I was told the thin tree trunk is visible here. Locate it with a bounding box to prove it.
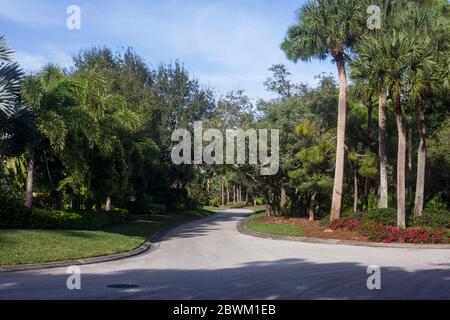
[393,94,406,228]
[364,96,373,205]
[72,196,81,211]
[280,186,287,210]
[96,198,102,211]
[106,197,112,211]
[414,99,426,217]
[221,183,224,207]
[25,146,35,209]
[378,93,389,209]
[309,193,317,221]
[55,191,63,210]
[330,54,348,221]
[354,167,359,213]
[226,185,229,205]
[407,123,413,202]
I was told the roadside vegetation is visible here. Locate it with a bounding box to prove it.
[0,209,212,265]
[245,213,304,237]
[1,0,450,264]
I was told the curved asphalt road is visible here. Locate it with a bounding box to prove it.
[0,209,449,300]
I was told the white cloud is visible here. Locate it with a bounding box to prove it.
[14,51,47,71]
[14,49,73,72]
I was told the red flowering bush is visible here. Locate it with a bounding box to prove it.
[361,223,403,243]
[403,227,448,244]
[330,219,360,231]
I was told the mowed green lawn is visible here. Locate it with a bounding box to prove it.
[245,213,304,237]
[0,209,212,266]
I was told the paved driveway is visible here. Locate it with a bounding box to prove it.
[0,209,449,299]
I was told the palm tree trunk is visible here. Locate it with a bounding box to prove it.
[330,55,348,221]
[309,193,317,221]
[106,197,112,211]
[353,167,359,213]
[25,146,35,209]
[393,94,406,228]
[407,123,415,205]
[364,96,373,206]
[378,93,389,209]
[414,99,426,217]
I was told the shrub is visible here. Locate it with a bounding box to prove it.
[319,215,331,226]
[402,227,448,244]
[425,193,448,211]
[29,208,129,230]
[330,219,360,231]
[366,208,397,226]
[0,193,30,228]
[254,197,265,206]
[209,197,220,208]
[107,208,129,224]
[410,209,450,228]
[361,223,403,243]
[29,209,82,230]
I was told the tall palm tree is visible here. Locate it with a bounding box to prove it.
[405,3,450,217]
[21,65,86,208]
[350,0,404,210]
[381,30,417,228]
[351,1,423,228]
[0,36,23,119]
[0,35,31,161]
[281,0,366,221]
[350,53,389,209]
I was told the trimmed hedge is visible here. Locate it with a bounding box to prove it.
[0,194,129,230]
[29,208,129,230]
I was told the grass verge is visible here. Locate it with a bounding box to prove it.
[0,209,212,266]
[245,213,304,237]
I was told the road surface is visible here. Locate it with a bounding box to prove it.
[0,209,449,299]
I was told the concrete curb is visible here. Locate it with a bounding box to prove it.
[237,219,450,250]
[0,213,215,273]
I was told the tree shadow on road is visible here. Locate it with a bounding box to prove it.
[1,258,449,300]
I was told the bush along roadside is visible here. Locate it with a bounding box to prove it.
[0,194,129,230]
[329,217,449,244]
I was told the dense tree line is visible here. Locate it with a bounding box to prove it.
[1,0,449,228]
[192,0,450,227]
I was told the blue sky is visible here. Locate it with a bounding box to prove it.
[0,0,336,99]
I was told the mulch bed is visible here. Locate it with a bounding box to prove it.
[258,216,370,242]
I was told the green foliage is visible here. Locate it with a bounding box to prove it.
[29,208,129,230]
[365,208,398,226]
[254,197,265,206]
[281,0,367,62]
[426,193,448,211]
[209,197,220,208]
[0,192,30,228]
[0,35,23,117]
[410,209,450,228]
